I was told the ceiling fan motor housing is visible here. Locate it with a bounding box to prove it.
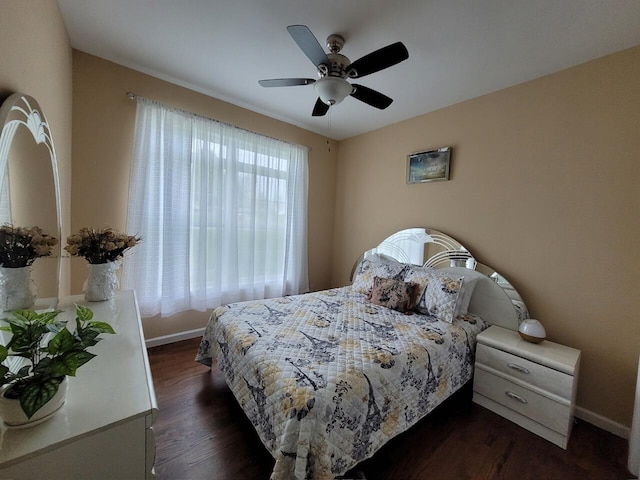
[324,53,350,78]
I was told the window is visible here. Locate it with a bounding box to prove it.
[122,98,308,317]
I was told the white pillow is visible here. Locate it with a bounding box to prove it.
[438,267,485,315]
[404,266,465,323]
[454,269,482,315]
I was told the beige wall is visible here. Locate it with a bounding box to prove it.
[0,0,73,297]
[72,51,338,339]
[333,46,640,427]
[4,0,635,430]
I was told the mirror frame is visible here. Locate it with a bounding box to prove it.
[0,93,62,308]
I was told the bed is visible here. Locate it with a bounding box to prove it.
[196,228,527,479]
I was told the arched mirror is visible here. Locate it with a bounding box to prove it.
[352,227,529,323]
[0,93,62,310]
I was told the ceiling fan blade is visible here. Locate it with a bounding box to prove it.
[350,84,393,109]
[258,78,316,87]
[346,42,409,78]
[312,97,330,116]
[287,25,330,69]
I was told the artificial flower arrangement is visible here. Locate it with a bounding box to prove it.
[0,225,58,268]
[64,227,141,264]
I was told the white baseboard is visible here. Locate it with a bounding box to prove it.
[145,327,205,348]
[575,406,630,439]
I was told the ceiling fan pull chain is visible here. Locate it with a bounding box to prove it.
[327,108,332,152]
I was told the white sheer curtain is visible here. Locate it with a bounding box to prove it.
[122,98,308,317]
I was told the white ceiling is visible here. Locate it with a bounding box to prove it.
[57,0,640,140]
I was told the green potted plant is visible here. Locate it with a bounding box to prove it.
[0,305,115,427]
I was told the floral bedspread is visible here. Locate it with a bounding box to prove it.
[196,287,488,480]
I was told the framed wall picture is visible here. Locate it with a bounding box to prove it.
[406,147,451,184]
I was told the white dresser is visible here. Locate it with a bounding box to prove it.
[0,290,158,479]
[472,325,581,449]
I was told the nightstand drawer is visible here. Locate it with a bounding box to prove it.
[474,367,571,434]
[476,344,573,399]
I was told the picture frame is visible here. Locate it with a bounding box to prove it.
[406,147,451,184]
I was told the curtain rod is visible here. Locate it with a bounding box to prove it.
[125,91,312,152]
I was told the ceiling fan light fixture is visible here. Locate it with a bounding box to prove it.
[314,76,352,106]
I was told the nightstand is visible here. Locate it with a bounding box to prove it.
[472,325,581,449]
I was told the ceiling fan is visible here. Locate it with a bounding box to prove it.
[259,25,409,117]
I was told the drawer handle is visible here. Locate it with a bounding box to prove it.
[507,363,530,374]
[505,391,528,404]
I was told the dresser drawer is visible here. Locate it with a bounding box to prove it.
[474,367,571,434]
[476,344,573,399]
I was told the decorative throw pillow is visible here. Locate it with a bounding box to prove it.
[366,276,418,313]
[404,266,465,323]
[435,267,483,315]
[352,256,407,295]
[454,270,481,315]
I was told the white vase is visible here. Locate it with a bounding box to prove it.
[84,261,120,302]
[0,266,37,311]
[0,376,68,428]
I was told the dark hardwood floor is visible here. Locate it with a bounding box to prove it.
[148,338,634,480]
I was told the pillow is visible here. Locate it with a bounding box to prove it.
[366,253,400,265]
[366,276,418,313]
[455,270,482,315]
[512,299,529,322]
[404,266,465,323]
[352,256,407,295]
[436,267,483,315]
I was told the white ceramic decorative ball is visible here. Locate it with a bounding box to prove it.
[518,319,546,343]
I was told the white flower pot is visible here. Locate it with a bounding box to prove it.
[0,376,68,428]
[0,266,37,311]
[84,261,120,301]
